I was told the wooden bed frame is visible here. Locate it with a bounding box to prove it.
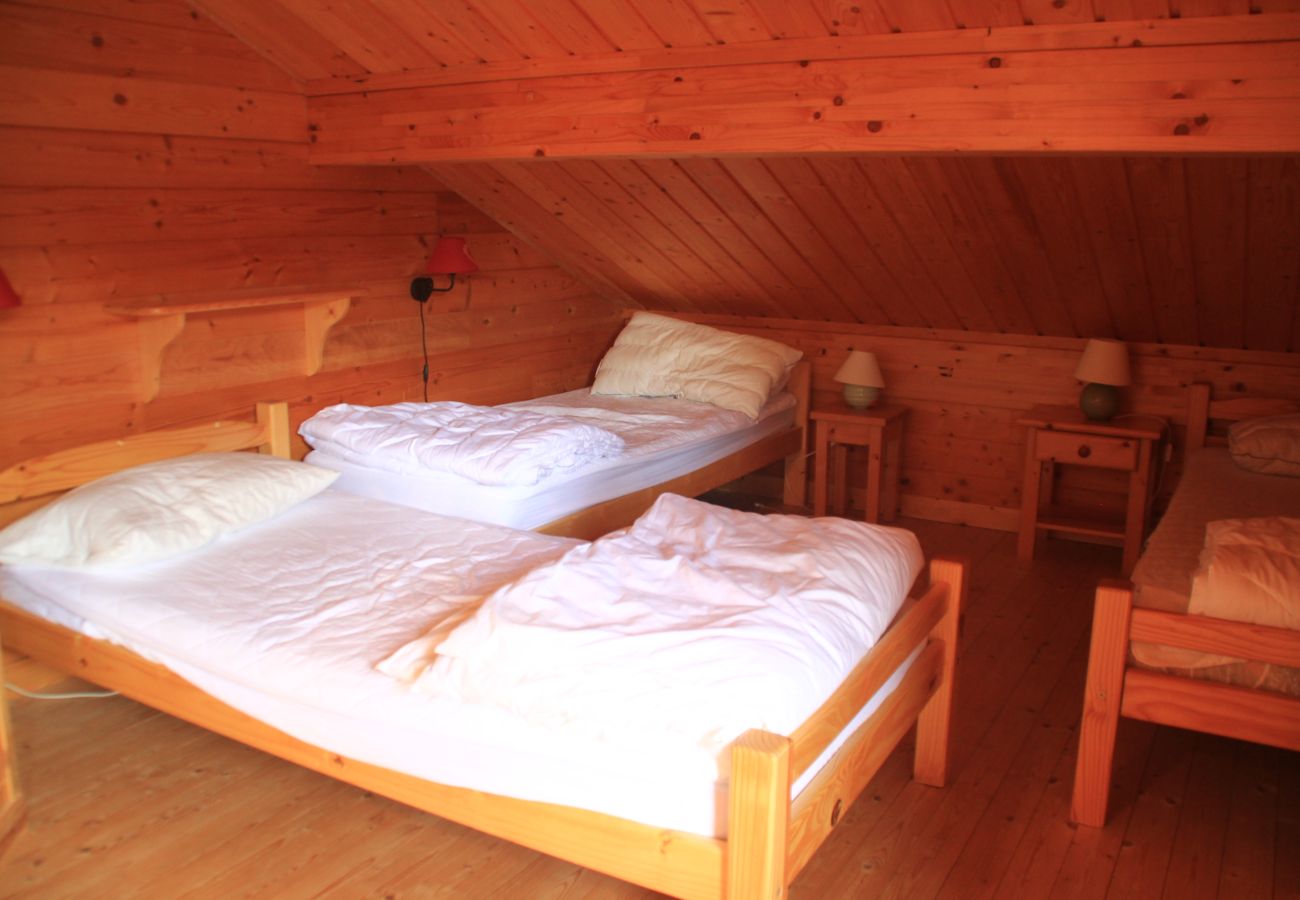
[1070,384,1300,828]
[0,399,962,899]
[533,360,812,541]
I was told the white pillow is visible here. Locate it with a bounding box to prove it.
[1228,414,1300,477]
[0,452,338,568]
[590,312,802,419]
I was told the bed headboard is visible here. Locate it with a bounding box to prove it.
[1186,383,1300,451]
[0,401,291,528]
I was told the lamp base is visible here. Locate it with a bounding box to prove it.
[1079,382,1120,421]
[843,384,880,410]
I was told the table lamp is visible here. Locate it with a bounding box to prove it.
[1074,338,1130,421]
[834,350,884,409]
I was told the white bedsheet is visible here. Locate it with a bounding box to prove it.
[300,401,624,486]
[306,389,797,528]
[0,490,917,837]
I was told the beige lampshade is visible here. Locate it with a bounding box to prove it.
[833,350,884,388]
[1074,338,1130,386]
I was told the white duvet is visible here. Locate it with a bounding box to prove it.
[299,401,625,486]
[382,494,923,758]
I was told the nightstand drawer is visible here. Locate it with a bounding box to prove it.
[1033,430,1137,470]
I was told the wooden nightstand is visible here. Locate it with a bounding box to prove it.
[1017,406,1164,574]
[811,404,907,523]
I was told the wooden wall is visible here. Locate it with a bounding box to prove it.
[0,0,622,467]
[699,315,1300,530]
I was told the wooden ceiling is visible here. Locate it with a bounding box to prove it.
[180,0,1300,352]
[194,1,1299,79]
[433,156,1300,351]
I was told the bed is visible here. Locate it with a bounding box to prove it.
[1071,383,1300,827]
[301,312,812,540]
[0,402,964,899]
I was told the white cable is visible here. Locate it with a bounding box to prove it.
[5,681,118,700]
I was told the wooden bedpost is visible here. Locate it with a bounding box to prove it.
[727,729,791,900]
[256,402,292,458]
[913,556,965,787]
[1070,580,1134,827]
[782,361,811,509]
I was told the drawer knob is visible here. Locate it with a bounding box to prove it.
[1077,444,1091,458]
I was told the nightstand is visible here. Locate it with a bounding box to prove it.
[811,404,907,523]
[1017,406,1164,574]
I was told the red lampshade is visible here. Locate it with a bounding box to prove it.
[425,237,479,276]
[0,269,21,309]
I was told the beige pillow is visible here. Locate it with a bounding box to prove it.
[591,313,802,419]
[1228,414,1300,477]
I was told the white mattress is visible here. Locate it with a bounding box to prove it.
[305,389,797,529]
[0,490,913,837]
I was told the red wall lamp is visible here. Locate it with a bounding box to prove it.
[409,237,479,302]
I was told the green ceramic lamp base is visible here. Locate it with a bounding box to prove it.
[843,384,880,409]
[1079,382,1120,421]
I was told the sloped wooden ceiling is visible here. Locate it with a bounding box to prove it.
[431,156,1300,351]
[189,0,1300,352]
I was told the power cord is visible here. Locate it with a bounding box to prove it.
[418,297,430,403]
[6,681,118,700]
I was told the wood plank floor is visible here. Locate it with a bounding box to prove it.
[0,520,1295,898]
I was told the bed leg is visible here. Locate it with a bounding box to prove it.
[914,556,966,788]
[782,361,811,509]
[727,729,791,900]
[1070,580,1133,827]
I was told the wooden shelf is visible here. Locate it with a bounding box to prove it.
[106,288,354,401]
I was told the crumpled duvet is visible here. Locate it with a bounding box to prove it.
[380,493,923,756]
[299,401,625,486]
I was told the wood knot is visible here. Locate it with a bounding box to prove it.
[689,132,702,140]
[112,93,128,105]
[830,798,844,827]
[1173,123,1191,135]
[988,56,1002,68]
[1194,113,1209,126]
[867,120,882,133]
[533,147,546,156]
[833,95,845,106]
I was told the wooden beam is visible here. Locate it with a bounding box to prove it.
[306,16,1300,163]
[304,13,1300,96]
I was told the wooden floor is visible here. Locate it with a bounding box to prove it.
[1,520,1295,899]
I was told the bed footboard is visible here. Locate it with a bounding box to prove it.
[1071,581,1300,828]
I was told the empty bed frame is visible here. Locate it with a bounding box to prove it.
[0,402,963,899]
[1071,384,1300,827]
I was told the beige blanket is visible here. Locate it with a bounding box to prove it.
[1189,517,1300,632]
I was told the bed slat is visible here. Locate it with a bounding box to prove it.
[1121,668,1300,752]
[1130,607,1300,668]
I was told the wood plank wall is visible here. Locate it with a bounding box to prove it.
[0,0,623,466]
[696,315,1300,530]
